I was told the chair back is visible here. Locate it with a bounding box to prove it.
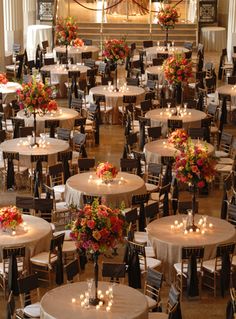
[127,241,147,271]
[227,203,236,226]
[145,202,159,223]
[49,163,65,187]
[45,120,60,138]
[44,57,55,65]
[57,128,71,141]
[177,200,199,214]
[15,196,34,213]
[102,262,126,283]
[167,119,183,130]
[214,242,235,272]
[146,163,162,186]
[143,40,153,48]
[147,126,162,141]
[144,268,163,306]
[120,158,139,175]
[18,273,40,307]
[33,198,53,222]
[65,259,80,283]
[78,158,95,172]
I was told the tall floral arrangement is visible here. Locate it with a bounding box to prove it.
[156,5,179,29]
[0,73,8,85]
[96,162,118,182]
[174,138,216,189]
[55,16,80,46]
[16,78,58,114]
[168,129,189,150]
[163,54,193,84]
[102,39,130,64]
[70,200,126,254]
[0,206,23,230]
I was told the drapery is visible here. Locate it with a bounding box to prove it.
[106,0,149,15]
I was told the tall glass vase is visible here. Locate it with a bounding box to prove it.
[113,62,118,92]
[186,184,199,232]
[31,112,39,148]
[165,28,169,51]
[65,44,69,70]
[89,252,102,306]
[175,82,182,106]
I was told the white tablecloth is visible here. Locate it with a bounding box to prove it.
[0,214,51,261]
[145,108,206,136]
[0,137,69,166]
[40,64,90,97]
[201,27,226,52]
[147,215,236,281]
[54,45,99,63]
[27,25,52,60]
[65,171,147,208]
[144,139,215,164]
[16,107,78,134]
[146,66,164,83]
[216,84,236,106]
[144,46,189,61]
[40,282,148,319]
[0,82,22,103]
[89,85,145,124]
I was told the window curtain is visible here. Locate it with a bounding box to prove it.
[227,0,236,61]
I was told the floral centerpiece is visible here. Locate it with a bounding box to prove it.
[102,38,130,64]
[71,38,84,47]
[174,138,216,188]
[96,162,118,183]
[16,78,58,146]
[163,54,193,104]
[0,72,8,85]
[0,206,23,231]
[70,199,127,304]
[156,5,179,30]
[16,79,58,114]
[174,138,216,230]
[55,16,80,46]
[168,129,189,150]
[163,54,193,85]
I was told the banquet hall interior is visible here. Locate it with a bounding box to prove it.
[0,0,236,318]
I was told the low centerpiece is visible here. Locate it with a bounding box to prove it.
[168,128,189,151]
[70,199,126,305]
[55,16,80,66]
[156,4,179,50]
[0,206,23,232]
[96,162,118,184]
[102,38,130,91]
[0,72,8,85]
[16,78,58,147]
[174,138,216,230]
[163,54,193,105]
[71,38,84,48]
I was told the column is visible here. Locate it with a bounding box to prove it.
[227,0,236,61]
[23,0,37,49]
[0,0,5,71]
[3,0,23,52]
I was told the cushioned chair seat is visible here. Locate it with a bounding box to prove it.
[140,257,161,271]
[30,252,57,266]
[202,258,218,273]
[145,294,158,309]
[0,261,24,273]
[62,241,77,253]
[145,183,159,193]
[145,246,156,258]
[55,201,68,212]
[215,150,229,158]
[134,231,148,244]
[217,158,234,165]
[24,302,41,318]
[53,185,65,194]
[54,229,71,241]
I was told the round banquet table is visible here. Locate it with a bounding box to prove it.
[89,85,145,124]
[0,214,52,262]
[40,281,148,319]
[216,84,236,106]
[26,25,52,60]
[0,137,69,167]
[146,215,236,281]
[54,45,99,63]
[144,139,215,164]
[144,46,189,60]
[145,108,206,136]
[65,171,147,208]
[146,66,164,84]
[0,81,22,104]
[40,64,90,97]
[16,107,78,135]
[201,26,226,52]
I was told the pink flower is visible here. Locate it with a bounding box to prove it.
[197,181,205,188]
